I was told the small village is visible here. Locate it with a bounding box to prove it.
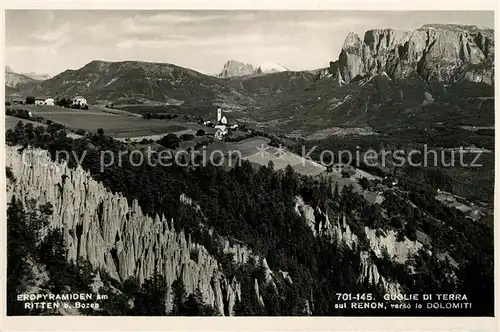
[9,95,88,108]
[201,107,239,141]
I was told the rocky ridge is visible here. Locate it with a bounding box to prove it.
[330,24,494,85]
[294,196,426,295]
[217,60,256,78]
[6,145,281,316]
[217,60,289,78]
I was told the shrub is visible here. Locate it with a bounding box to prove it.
[5,101,11,106]
[269,137,282,148]
[190,249,199,263]
[358,177,370,190]
[6,167,15,182]
[56,98,72,108]
[180,134,195,141]
[158,133,180,149]
[75,129,87,136]
[25,96,35,105]
[196,129,205,136]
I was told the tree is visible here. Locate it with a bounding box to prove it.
[158,133,180,149]
[97,128,105,136]
[170,277,187,315]
[269,137,281,148]
[358,177,370,190]
[133,272,168,315]
[196,129,205,136]
[7,198,52,315]
[182,288,218,316]
[56,98,71,108]
[180,134,195,141]
[25,96,35,105]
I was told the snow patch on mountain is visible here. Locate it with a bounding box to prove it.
[256,62,288,74]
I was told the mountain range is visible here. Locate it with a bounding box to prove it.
[217,60,289,78]
[5,66,52,88]
[5,24,494,136]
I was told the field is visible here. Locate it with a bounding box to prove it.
[212,137,327,175]
[5,116,82,139]
[15,105,205,138]
[5,115,47,130]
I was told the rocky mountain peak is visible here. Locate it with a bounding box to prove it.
[333,23,494,85]
[217,60,289,78]
[342,32,362,50]
[218,60,255,78]
[363,29,412,52]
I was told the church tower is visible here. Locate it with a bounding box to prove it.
[217,107,222,123]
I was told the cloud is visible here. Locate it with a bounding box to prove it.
[7,44,60,57]
[116,38,167,49]
[31,21,70,42]
[139,12,224,24]
[5,10,494,76]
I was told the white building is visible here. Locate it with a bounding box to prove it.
[34,98,45,106]
[45,98,55,106]
[214,128,225,140]
[72,96,88,107]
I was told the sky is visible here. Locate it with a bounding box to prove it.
[5,10,494,76]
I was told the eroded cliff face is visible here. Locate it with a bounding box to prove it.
[294,196,418,295]
[6,146,277,316]
[333,24,494,85]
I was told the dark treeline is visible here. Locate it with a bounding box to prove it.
[5,122,494,316]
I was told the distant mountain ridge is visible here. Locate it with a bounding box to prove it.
[8,59,317,110]
[22,72,52,81]
[5,66,40,88]
[217,60,255,78]
[217,60,289,78]
[5,66,52,86]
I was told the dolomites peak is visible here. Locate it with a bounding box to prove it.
[334,24,494,85]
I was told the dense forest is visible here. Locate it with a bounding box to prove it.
[6,121,494,316]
